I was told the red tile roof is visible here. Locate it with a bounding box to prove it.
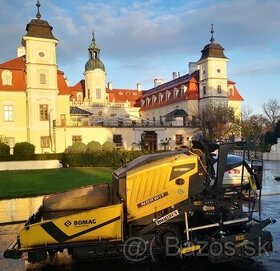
[107,89,142,106]
[138,71,199,111]
[228,81,244,101]
[0,57,72,95]
[0,56,25,70]
[0,57,26,91]
[69,80,85,100]
[57,70,71,96]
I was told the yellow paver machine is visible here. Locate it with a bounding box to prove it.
[4,135,276,263]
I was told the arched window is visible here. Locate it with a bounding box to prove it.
[1,70,12,85]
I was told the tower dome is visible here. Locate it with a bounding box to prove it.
[198,24,227,61]
[23,0,56,44]
[85,31,105,72]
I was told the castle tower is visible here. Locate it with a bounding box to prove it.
[197,24,229,108]
[22,1,59,148]
[84,31,107,102]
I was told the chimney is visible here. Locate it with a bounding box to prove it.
[154,78,164,87]
[65,77,69,86]
[137,83,142,91]
[172,72,178,80]
[108,81,113,90]
[17,46,26,57]
[189,62,198,74]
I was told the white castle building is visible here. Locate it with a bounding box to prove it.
[0,2,243,153]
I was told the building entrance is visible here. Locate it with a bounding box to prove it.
[141,131,157,152]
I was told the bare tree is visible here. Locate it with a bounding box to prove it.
[241,113,269,142]
[262,99,280,130]
[196,104,240,141]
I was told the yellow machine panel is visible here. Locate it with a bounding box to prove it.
[19,204,123,249]
[126,154,197,221]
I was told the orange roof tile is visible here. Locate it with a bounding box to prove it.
[228,80,244,101]
[138,71,199,111]
[108,88,142,106]
[0,69,26,91]
[0,56,25,70]
[57,70,71,96]
[69,80,85,100]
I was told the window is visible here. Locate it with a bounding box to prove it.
[229,87,234,96]
[217,85,222,94]
[96,88,101,99]
[175,134,184,145]
[4,105,13,121]
[72,135,82,144]
[159,93,164,102]
[217,68,221,73]
[77,93,83,102]
[174,88,179,98]
[1,70,12,85]
[166,90,171,100]
[40,73,46,84]
[113,134,123,147]
[203,86,206,95]
[41,136,50,148]
[181,85,186,96]
[40,104,49,121]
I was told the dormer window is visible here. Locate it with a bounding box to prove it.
[229,87,234,96]
[1,70,12,86]
[166,90,171,100]
[181,85,187,96]
[159,93,164,102]
[174,88,179,98]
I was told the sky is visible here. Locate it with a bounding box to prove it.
[0,0,279,113]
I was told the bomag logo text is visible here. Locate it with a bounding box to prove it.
[74,219,96,226]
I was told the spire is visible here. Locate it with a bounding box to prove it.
[92,29,96,43]
[36,0,42,20]
[210,23,215,43]
[85,31,105,72]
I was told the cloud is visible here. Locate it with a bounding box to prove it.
[0,0,279,90]
[232,61,280,77]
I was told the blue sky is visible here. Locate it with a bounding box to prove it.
[0,0,279,113]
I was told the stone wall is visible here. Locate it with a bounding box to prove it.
[0,160,61,171]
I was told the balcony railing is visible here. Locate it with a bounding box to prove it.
[71,101,130,108]
[54,118,197,128]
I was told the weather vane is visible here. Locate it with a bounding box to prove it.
[210,23,215,43]
[92,29,96,43]
[36,0,42,20]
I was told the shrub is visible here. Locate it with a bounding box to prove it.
[102,141,116,151]
[14,142,35,155]
[0,142,10,155]
[67,142,87,153]
[60,150,145,168]
[87,141,102,152]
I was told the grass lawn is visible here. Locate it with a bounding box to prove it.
[0,167,113,199]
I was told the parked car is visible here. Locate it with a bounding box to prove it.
[213,154,251,187]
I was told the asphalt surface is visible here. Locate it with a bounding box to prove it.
[0,161,279,271]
